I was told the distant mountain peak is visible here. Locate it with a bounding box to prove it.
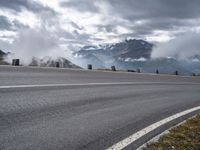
[75,39,153,58]
[72,39,154,69]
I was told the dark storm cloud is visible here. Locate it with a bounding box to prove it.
[60,0,200,20]
[0,0,55,14]
[0,0,57,32]
[0,15,28,31]
[0,0,28,11]
[104,0,200,38]
[0,16,12,30]
[60,0,200,40]
[60,0,99,13]
[107,0,200,20]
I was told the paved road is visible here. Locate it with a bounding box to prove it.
[0,66,200,150]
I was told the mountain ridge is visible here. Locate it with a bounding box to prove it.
[73,39,200,74]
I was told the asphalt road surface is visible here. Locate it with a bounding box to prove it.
[0,66,200,150]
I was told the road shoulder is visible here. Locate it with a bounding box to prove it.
[142,114,200,150]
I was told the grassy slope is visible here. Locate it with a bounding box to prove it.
[144,114,200,150]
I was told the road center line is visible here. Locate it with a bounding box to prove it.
[0,82,199,89]
[106,106,200,150]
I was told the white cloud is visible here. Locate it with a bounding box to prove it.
[1,0,200,62]
[151,31,200,59]
[6,28,57,64]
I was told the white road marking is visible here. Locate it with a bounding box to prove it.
[0,82,199,89]
[106,106,200,150]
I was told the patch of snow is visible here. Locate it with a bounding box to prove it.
[124,57,147,62]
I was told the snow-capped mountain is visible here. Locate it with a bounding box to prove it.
[75,39,153,59]
[73,39,200,74]
[73,39,153,68]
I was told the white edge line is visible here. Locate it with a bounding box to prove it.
[106,106,200,150]
[0,82,199,89]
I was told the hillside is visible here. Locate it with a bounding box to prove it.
[29,56,81,68]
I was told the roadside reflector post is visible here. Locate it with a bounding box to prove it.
[12,59,20,66]
[192,73,196,76]
[156,69,159,74]
[12,59,15,66]
[88,64,92,70]
[56,62,60,68]
[15,59,20,66]
[111,66,116,71]
[174,70,178,75]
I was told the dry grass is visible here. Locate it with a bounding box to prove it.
[144,114,200,150]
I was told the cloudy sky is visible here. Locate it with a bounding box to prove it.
[1,0,200,61]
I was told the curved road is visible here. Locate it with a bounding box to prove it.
[0,66,200,150]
